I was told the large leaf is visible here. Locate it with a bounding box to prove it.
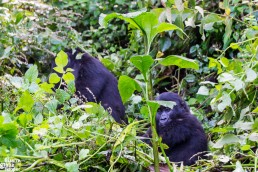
[55,50,68,67]
[130,55,154,79]
[25,65,38,83]
[16,91,34,112]
[213,134,240,148]
[49,73,61,84]
[118,76,141,103]
[201,13,223,31]
[158,55,199,70]
[100,11,185,52]
[56,89,71,103]
[0,122,18,148]
[45,99,58,115]
[65,161,79,172]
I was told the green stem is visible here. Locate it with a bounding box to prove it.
[144,33,159,172]
[145,72,159,172]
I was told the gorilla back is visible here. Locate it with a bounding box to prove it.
[147,92,207,165]
[54,49,127,124]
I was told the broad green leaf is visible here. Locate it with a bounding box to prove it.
[249,133,258,141]
[202,14,223,24]
[40,82,54,93]
[140,106,149,119]
[252,107,258,113]
[155,100,176,109]
[218,73,235,82]
[159,37,172,52]
[233,121,253,130]
[79,149,90,160]
[65,161,79,172]
[45,99,58,115]
[100,11,185,53]
[175,0,184,11]
[101,58,115,71]
[9,76,24,89]
[56,89,71,103]
[67,80,76,94]
[159,55,199,70]
[213,134,240,148]
[147,101,160,123]
[230,43,239,49]
[245,68,257,82]
[233,161,244,172]
[130,55,154,79]
[0,123,18,148]
[231,79,244,91]
[53,66,64,74]
[34,113,43,125]
[18,113,32,127]
[118,76,141,103]
[217,93,231,112]
[63,72,75,84]
[197,86,209,96]
[155,22,183,37]
[99,9,146,28]
[25,65,38,83]
[16,91,34,112]
[132,12,184,50]
[49,73,61,84]
[219,57,229,67]
[209,58,222,74]
[55,50,68,67]
[202,13,223,31]
[241,145,251,151]
[184,74,196,83]
[28,82,40,93]
[195,6,204,17]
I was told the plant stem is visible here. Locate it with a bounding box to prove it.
[145,70,159,172]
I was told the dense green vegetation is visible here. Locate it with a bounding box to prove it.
[0,0,257,171]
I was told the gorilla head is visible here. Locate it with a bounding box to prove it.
[145,92,208,165]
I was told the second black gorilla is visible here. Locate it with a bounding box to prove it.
[55,49,127,124]
[145,92,207,165]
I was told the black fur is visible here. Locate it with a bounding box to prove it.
[145,92,207,165]
[53,49,127,124]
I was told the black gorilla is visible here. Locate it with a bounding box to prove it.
[53,49,127,124]
[145,92,207,165]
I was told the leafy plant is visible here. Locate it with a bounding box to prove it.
[100,10,200,171]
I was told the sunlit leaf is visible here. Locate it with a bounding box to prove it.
[245,68,257,82]
[213,134,240,148]
[100,11,185,53]
[79,149,90,160]
[49,73,61,84]
[65,161,79,172]
[16,91,34,112]
[197,86,209,96]
[159,55,199,70]
[63,72,75,84]
[25,65,38,83]
[130,55,154,79]
[118,75,141,103]
[55,50,68,67]
[56,89,71,103]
